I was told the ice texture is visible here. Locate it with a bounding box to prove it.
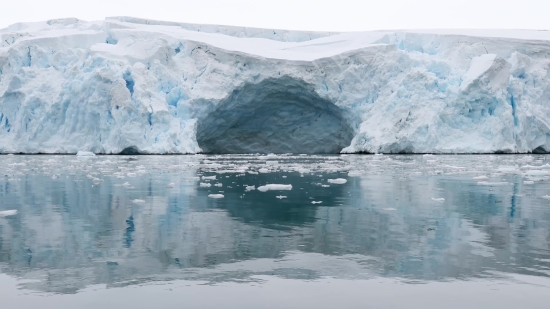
[3,18,550,154]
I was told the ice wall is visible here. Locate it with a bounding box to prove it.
[1,18,550,154]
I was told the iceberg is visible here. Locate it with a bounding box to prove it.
[2,17,550,154]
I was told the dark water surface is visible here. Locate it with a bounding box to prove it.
[0,154,549,308]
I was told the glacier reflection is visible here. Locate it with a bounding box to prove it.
[0,154,549,293]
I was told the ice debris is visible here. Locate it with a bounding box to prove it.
[257,184,293,192]
[0,210,17,217]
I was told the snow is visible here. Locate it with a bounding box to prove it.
[257,184,293,192]
[4,17,550,154]
[0,210,17,217]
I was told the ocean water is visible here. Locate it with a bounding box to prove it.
[0,154,549,308]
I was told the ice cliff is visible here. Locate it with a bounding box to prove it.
[2,17,550,154]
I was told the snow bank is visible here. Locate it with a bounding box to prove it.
[3,17,550,154]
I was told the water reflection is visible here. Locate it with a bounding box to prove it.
[0,154,549,293]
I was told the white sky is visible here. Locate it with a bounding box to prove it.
[1,0,549,31]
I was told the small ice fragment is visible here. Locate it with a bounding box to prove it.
[276,195,287,199]
[127,173,137,177]
[542,195,550,200]
[202,176,216,180]
[0,210,17,217]
[423,154,435,158]
[348,170,362,177]
[248,171,259,175]
[524,181,535,185]
[375,153,383,156]
[383,208,397,211]
[132,199,145,204]
[328,178,347,184]
[526,170,550,176]
[200,182,212,187]
[266,161,278,166]
[432,198,445,203]
[282,176,287,178]
[214,183,223,187]
[473,176,489,180]
[167,183,175,188]
[257,184,293,192]
[477,181,509,186]
[76,151,95,156]
[311,201,322,204]
[208,194,224,199]
[259,168,269,173]
[245,185,256,191]
[322,185,330,187]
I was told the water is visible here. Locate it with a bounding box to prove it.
[0,154,549,308]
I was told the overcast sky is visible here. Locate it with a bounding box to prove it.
[1,0,548,31]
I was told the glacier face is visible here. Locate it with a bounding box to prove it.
[1,17,550,154]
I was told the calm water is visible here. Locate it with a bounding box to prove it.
[0,154,550,308]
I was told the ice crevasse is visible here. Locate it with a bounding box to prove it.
[2,16,550,154]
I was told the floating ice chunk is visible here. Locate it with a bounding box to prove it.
[348,170,362,177]
[248,171,259,175]
[0,210,17,217]
[497,166,519,173]
[542,195,550,200]
[202,176,216,180]
[276,196,287,199]
[432,198,445,203]
[76,151,95,156]
[525,170,550,176]
[127,173,137,177]
[132,199,145,204]
[92,178,103,184]
[374,153,384,156]
[266,161,279,166]
[473,175,489,180]
[257,184,293,192]
[423,154,435,158]
[200,182,212,187]
[208,194,225,199]
[328,178,347,184]
[477,181,509,186]
[259,168,270,173]
[214,183,223,187]
[311,201,322,204]
[245,185,256,191]
[167,183,176,188]
[524,181,535,185]
[383,208,397,211]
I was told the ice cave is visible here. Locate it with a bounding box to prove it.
[196,78,355,154]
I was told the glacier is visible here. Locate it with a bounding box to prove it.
[2,17,550,154]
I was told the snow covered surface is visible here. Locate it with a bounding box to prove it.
[3,17,550,153]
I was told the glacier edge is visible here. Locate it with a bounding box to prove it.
[2,18,550,154]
